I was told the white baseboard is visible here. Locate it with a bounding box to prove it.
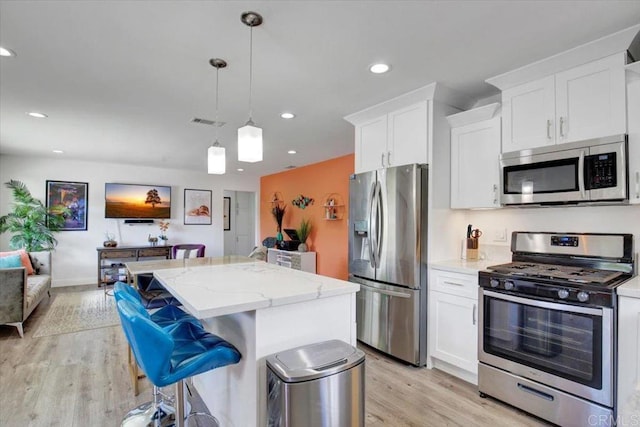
[52,276,95,287]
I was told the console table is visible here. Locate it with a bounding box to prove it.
[96,245,172,288]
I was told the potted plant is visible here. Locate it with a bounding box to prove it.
[272,204,286,241]
[296,217,312,252]
[0,180,67,251]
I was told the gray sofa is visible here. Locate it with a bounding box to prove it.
[0,251,52,337]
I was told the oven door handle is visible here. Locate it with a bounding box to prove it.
[482,290,604,316]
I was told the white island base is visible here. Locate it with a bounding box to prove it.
[194,294,356,426]
[152,261,359,427]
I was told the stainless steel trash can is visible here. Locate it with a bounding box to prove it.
[266,339,365,427]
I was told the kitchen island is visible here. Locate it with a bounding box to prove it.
[152,260,360,427]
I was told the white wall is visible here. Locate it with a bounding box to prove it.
[0,154,260,287]
[463,204,640,260]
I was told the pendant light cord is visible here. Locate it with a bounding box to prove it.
[214,65,220,144]
[248,25,253,123]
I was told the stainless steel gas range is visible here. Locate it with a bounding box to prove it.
[478,231,634,427]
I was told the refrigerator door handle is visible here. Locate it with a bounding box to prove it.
[368,181,377,269]
[374,180,383,266]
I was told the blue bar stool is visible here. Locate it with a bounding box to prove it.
[116,298,241,427]
[114,282,197,329]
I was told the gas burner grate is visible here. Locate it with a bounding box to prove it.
[487,262,623,285]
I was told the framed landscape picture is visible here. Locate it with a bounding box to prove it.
[184,189,212,225]
[46,180,88,231]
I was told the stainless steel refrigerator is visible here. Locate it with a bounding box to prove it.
[348,163,428,366]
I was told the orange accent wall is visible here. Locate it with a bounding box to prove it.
[260,154,354,280]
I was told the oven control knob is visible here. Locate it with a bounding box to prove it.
[577,291,590,303]
[557,289,570,299]
[490,279,500,288]
[504,281,514,291]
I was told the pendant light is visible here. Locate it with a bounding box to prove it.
[208,58,227,174]
[238,11,263,163]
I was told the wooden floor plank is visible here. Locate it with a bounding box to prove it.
[0,285,550,426]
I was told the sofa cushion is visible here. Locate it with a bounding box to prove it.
[0,255,23,269]
[0,250,34,275]
[26,275,50,311]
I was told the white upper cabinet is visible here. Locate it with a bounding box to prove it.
[554,54,627,143]
[355,115,388,172]
[346,83,471,174]
[627,64,640,205]
[448,103,501,209]
[388,102,429,169]
[501,53,627,153]
[352,101,428,173]
[502,76,555,152]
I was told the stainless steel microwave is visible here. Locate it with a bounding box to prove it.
[500,134,628,206]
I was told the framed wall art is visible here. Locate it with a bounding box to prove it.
[223,197,231,231]
[46,180,88,231]
[184,189,212,225]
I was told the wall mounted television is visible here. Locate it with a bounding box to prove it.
[105,183,171,219]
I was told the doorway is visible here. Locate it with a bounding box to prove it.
[223,190,256,256]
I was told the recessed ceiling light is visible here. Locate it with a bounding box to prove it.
[287,150,297,154]
[52,150,64,154]
[369,63,390,74]
[280,112,295,119]
[237,168,244,172]
[0,47,16,57]
[27,112,48,118]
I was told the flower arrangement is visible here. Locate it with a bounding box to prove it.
[158,220,170,241]
[272,204,286,240]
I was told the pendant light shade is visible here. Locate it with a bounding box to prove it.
[208,58,227,174]
[238,11,263,163]
[208,143,226,174]
[238,120,263,163]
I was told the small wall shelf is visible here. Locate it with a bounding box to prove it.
[322,193,344,220]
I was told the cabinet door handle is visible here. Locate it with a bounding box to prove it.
[381,152,385,167]
[559,116,566,138]
[636,172,639,199]
[472,304,477,326]
[546,119,552,140]
[387,151,391,167]
[443,280,464,287]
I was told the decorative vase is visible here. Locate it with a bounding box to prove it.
[276,227,283,242]
[103,240,117,248]
[298,242,308,252]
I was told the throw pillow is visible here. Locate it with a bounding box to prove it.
[0,249,34,275]
[28,253,43,275]
[0,254,23,269]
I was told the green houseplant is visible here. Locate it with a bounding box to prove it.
[296,217,312,252]
[0,180,67,251]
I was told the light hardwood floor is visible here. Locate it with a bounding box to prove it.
[0,285,550,426]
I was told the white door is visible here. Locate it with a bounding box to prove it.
[388,101,428,167]
[451,115,501,209]
[502,75,555,152]
[355,115,387,173]
[555,53,626,144]
[234,191,254,256]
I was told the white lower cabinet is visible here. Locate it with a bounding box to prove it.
[617,295,640,417]
[429,268,478,384]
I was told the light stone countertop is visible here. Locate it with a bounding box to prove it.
[429,258,511,275]
[617,275,640,298]
[153,261,360,319]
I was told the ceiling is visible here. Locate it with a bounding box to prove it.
[1,1,640,178]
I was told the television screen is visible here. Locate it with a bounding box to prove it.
[105,183,171,219]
